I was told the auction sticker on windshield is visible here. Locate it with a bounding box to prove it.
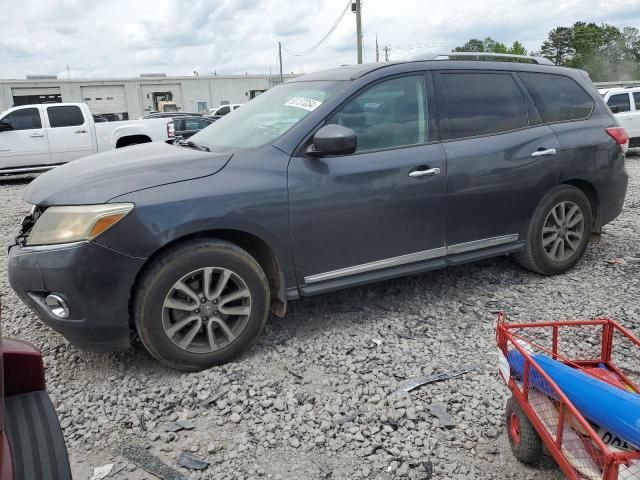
[285,97,322,111]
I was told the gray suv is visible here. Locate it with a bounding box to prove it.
[8,56,629,371]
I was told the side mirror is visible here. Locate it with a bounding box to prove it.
[308,124,357,156]
[0,121,12,132]
[609,105,621,114]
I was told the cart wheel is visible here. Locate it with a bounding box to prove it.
[505,396,543,465]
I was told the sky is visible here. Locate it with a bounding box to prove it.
[0,0,639,79]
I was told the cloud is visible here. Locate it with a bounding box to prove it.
[0,0,639,79]
[55,24,78,35]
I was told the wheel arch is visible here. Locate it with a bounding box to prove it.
[129,229,288,324]
[116,135,152,148]
[560,179,600,232]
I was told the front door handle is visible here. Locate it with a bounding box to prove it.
[75,129,88,134]
[531,148,557,157]
[409,167,441,178]
[29,132,44,138]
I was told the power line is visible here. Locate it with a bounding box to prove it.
[281,0,352,56]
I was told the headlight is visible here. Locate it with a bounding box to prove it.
[26,203,134,246]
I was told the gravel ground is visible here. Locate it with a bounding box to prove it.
[1,156,639,480]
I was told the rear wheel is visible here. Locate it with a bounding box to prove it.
[515,185,592,275]
[506,396,542,465]
[134,239,270,371]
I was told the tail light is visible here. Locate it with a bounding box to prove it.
[606,127,629,153]
[167,121,175,138]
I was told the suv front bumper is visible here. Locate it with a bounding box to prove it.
[8,241,145,352]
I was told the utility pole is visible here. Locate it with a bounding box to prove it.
[375,34,379,62]
[66,64,71,80]
[278,42,283,83]
[354,0,363,64]
[383,46,390,62]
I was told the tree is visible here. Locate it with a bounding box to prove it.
[453,38,485,52]
[540,26,574,65]
[508,41,527,55]
[453,37,525,55]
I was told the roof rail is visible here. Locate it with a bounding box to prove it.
[432,52,554,66]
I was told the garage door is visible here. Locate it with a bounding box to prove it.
[140,84,183,112]
[12,87,61,106]
[80,85,127,116]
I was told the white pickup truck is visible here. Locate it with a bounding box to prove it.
[0,103,175,174]
[599,87,640,149]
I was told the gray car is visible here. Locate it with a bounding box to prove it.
[8,56,629,371]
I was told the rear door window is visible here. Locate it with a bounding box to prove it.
[438,72,528,140]
[47,106,85,128]
[606,93,631,113]
[633,92,640,111]
[2,108,42,130]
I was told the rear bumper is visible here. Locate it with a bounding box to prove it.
[597,161,629,227]
[8,241,145,352]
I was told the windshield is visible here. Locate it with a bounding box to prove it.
[190,80,345,151]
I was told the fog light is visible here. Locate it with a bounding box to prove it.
[45,294,70,319]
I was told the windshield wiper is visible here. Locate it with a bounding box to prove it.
[175,137,211,152]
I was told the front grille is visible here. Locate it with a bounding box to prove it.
[15,205,45,246]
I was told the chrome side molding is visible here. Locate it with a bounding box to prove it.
[304,234,519,284]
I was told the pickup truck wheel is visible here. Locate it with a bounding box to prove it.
[134,239,270,371]
[515,185,592,275]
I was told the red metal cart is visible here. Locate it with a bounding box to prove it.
[496,313,640,479]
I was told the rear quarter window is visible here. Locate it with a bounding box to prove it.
[519,72,594,123]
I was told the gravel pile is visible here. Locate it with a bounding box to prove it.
[1,157,639,480]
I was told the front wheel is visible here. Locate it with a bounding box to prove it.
[515,185,593,275]
[133,239,270,371]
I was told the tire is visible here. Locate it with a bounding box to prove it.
[133,239,270,371]
[505,396,543,465]
[515,185,593,275]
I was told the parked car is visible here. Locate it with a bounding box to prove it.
[0,103,175,175]
[173,116,216,139]
[8,55,628,371]
[208,104,242,118]
[143,112,202,119]
[599,86,640,148]
[0,305,72,479]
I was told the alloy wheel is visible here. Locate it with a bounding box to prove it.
[162,267,252,353]
[541,201,585,262]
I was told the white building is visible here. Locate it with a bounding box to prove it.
[0,73,291,120]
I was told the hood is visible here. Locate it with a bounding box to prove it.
[23,142,232,206]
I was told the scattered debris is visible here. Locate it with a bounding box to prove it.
[175,420,194,430]
[91,464,113,480]
[200,390,226,406]
[422,460,434,479]
[392,364,480,395]
[177,452,210,470]
[312,459,333,478]
[286,366,304,380]
[139,414,147,431]
[121,444,186,480]
[164,422,185,433]
[429,404,455,429]
[336,411,363,425]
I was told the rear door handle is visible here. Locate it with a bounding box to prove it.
[29,132,44,138]
[409,167,440,178]
[531,148,557,157]
[75,129,88,134]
